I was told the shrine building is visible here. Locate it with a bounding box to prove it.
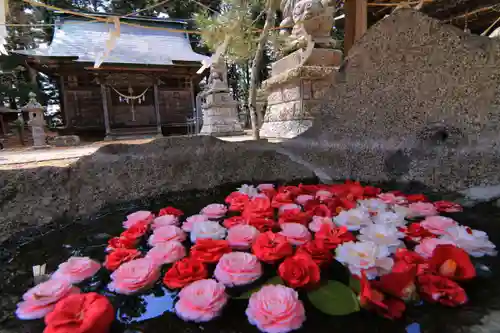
[14,13,209,140]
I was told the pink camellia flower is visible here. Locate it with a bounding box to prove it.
[278,203,301,215]
[408,202,438,218]
[257,184,275,191]
[308,216,335,233]
[175,279,228,322]
[214,252,263,287]
[227,225,260,250]
[148,225,186,247]
[420,216,458,235]
[16,279,80,320]
[146,241,186,266]
[123,211,154,229]
[152,214,179,229]
[414,238,455,258]
[279,223,312,246]
[182,214,209,232]
[295,194,314,205]
[377,193,408,205]
[52,257,101,284]
[315,190,333,201]
[200,204,228,220]
[246,285,306,333]
[108,258,160,295]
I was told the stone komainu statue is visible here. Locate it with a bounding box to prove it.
[207,56,228,90]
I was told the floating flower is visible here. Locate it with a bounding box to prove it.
[359,271,406,319]
[433,201,463,213]
[225,192,250,211]
[297,239,333,267]
[441,225,497,257]
[237,184,260,197]
[358,198,388,215]
[252,231,293,263]
[246,285,306,333]
[182,214,209,232]
[399,223,435,243]
[272,192,296,209]
[158,206,184,217]
[336,241,393,279]
[16,279,80,320]
[372,267,418,301]
[278,209,312,226]
[315,224,356,250]
[107,235,137,251]
[357,224,404,252]
[146,241,186,266]
[104,248,141,271]
[417,274,467,307]
[278,252,320,289]
[52,257,101,284]
[248,217,276,232]
[392,248,429,275]
[227,224,260,250]
[373,211,407,227]
[121,220,149,240]
[175,279,228,322]
[148,225,186,246]
[214,252,263,287]
[243,197,274,220]
[278,203,302,215]
[257,183,275,191]
[304,201,335,217]
[152,214,179,229]
[377,193,407,205]
[123,210,153,229]
[428,244,475,281]
[43,292,114,333]
[190,221,227,243]
[108,258,160,295]
[223,216,247,229]
[308,216,335,233]
[333,208,372,231]
[408,202,438,218]
[200,203,227,219]
[393,204,411,218]
[420,216,458,235]
[163,257,208,289]
[279,223,312,246]
[316,190,333,201]
[414,238,455,258]
[295,194,314,205]
[405,194,428,203]
[190,239,232,264]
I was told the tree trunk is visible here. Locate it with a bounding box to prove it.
[248,0,275,140]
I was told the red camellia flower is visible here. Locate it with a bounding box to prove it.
[163,257,208,289]
[399,223,436,243]
[277,186,302,197]
[158,206,184,217]
[278,209,312,226]
[296,239,333,267]
[190,239,232,264]
[278,253,320,289]
[104,248,141,271]
[428,245,476,281]
[417,274,467,307]
[252,231,293,263]
[405,194,428,203]
[359,271,406,319]
[259,188,277,200]
[107,235,137,251]
[315,224,356,250]
[392,248,429,275]
[44,293,114,333]
[223,216,247,229]
[271,192,295,209]
[242,197,274,220]
[248,217,276,232]
[433,201,463,213]
[303,200,334,217]
[225,192,250,212]
[121,220,149,241]
[363,186,382,198]
[372,266,418,301]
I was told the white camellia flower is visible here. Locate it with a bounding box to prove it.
[357,224,405,252]
[336,241,393,279]
[237,184,260,198]
[358,198,388,215]
[333,208,372,231]
[190,221,227,243]
[373,211,407,227]
[393,204,411,219]
[441,225,497,257]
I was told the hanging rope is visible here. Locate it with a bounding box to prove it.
[110,86,150,101]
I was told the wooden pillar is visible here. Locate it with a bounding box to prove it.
[59,75,70,128]
[153,81,162,136]
[100,83,112,140]
[344,0,368,54]
[189,77,197,134]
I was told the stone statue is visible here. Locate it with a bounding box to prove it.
[281,0,337,55]
[207,56,228,91]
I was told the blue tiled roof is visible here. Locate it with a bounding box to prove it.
[15,18,209,66]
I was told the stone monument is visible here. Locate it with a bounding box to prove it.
[259,0,342,139]
[22,92,49,149]
[199,56,244,136]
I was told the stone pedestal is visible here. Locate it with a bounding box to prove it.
[259,49,342,139]
[199,90,244,136]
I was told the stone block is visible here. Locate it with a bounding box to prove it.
[52,135,81,147]
[271,48,342,76]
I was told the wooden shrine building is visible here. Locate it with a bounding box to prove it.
[14,13,209,140]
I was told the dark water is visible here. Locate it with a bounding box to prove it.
[2,180,500,333]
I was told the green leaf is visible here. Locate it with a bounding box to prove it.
[307,280,360,316]
[349,276,361,294]
[234,276,284,299]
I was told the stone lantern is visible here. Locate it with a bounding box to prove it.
[21,92,48,148]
